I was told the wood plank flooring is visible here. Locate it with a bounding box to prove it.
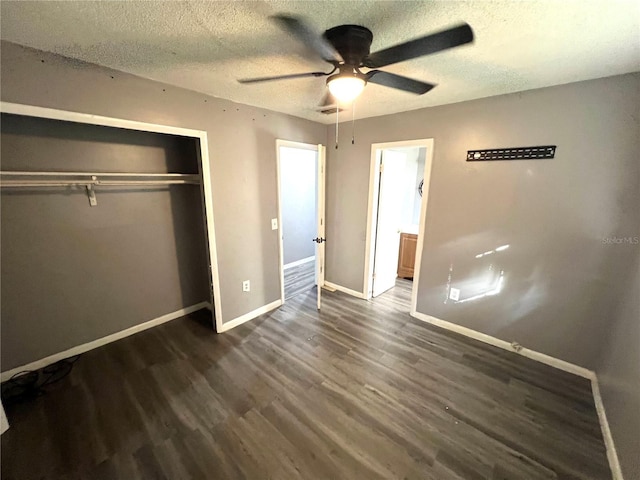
[1,281,611,479]
[284,260,316,300]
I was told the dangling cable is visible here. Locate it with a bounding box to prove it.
[351,99,356,145]
[335,104,339,149]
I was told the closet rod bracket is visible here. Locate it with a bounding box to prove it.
[86,179,97,207]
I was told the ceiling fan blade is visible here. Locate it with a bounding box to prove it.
[319,91,337,107]
[238,71,329,84]
[364,23,473,68]
[366,70,436,95]
[271,14,343,64]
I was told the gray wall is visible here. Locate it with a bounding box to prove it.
[325,73,639,477]
[325,72,640,370]
[596,247,640,480]
[1,113,210,370]
[0,41,326,326]
[280,146,317,265]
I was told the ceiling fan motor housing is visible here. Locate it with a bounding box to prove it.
[239,15,472,100]
[323,25,373,66]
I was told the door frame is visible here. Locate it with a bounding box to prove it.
[0,101,224,331]
[275,139,322,304]
[364,138,434,314]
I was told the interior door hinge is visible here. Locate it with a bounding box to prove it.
[380,162,384,173]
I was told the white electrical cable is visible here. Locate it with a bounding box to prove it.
[351,100,356,145]
[335,105,339,149]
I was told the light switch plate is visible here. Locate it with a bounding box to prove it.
[271,218,278,230]
[449,287,460,301]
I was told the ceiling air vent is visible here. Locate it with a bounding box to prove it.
[319,107,345,115]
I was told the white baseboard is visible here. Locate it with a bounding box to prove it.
[283,256,315,270]
[409,310,593,378]
[591,377,624,480]
[410,310,622,479]
[218,299,282,333]
[324,281,367,299]
[0,302,210,382]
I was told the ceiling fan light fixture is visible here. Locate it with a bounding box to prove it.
[327,73,366,103]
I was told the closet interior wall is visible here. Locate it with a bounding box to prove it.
[0,113,211,371]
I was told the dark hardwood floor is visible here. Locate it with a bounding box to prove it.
[284,260,316,300]
[1,281,611,479]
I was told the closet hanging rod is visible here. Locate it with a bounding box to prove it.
[0,171,199,178]
[0,180,199,187]
[0,172,201,207]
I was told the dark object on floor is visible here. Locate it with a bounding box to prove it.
[1,356,79,405]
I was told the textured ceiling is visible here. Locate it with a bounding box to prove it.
[1,1,639,124]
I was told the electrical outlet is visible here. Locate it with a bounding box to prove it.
[271,218,278,230]
[242,280,250,292]
[449,287,460,301]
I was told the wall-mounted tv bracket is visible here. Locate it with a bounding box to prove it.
[467,145,556,161]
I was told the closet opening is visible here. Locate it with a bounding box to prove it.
[0,105,220,379]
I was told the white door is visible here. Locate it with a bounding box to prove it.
[316,144,326,309]
[372,150,407,297]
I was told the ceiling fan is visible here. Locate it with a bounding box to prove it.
[238,15,474,106]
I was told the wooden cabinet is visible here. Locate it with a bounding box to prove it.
[397,233,418,279]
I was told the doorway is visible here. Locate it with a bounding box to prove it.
[276,141,326,306]
[364,139,434,311]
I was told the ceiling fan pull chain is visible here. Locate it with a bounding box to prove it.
[335,106,339,149]
[351,100,356,145]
